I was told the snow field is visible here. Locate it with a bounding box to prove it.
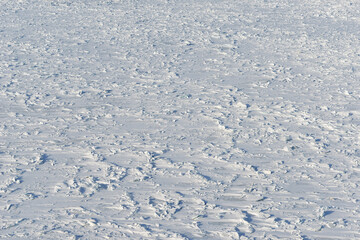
[1,0,360,239]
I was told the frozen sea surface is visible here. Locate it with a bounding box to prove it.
[1,0,360,239]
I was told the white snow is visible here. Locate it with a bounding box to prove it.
[1,0,360,239]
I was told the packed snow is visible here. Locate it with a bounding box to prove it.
[1,0,360,239]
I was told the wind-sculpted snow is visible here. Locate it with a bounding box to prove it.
[1,0,360,239]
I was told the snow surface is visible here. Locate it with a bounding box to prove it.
[1,0,360,239]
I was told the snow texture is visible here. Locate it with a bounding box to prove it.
[1,0,360,239]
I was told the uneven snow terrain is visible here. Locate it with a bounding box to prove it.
[1,0,360,239]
